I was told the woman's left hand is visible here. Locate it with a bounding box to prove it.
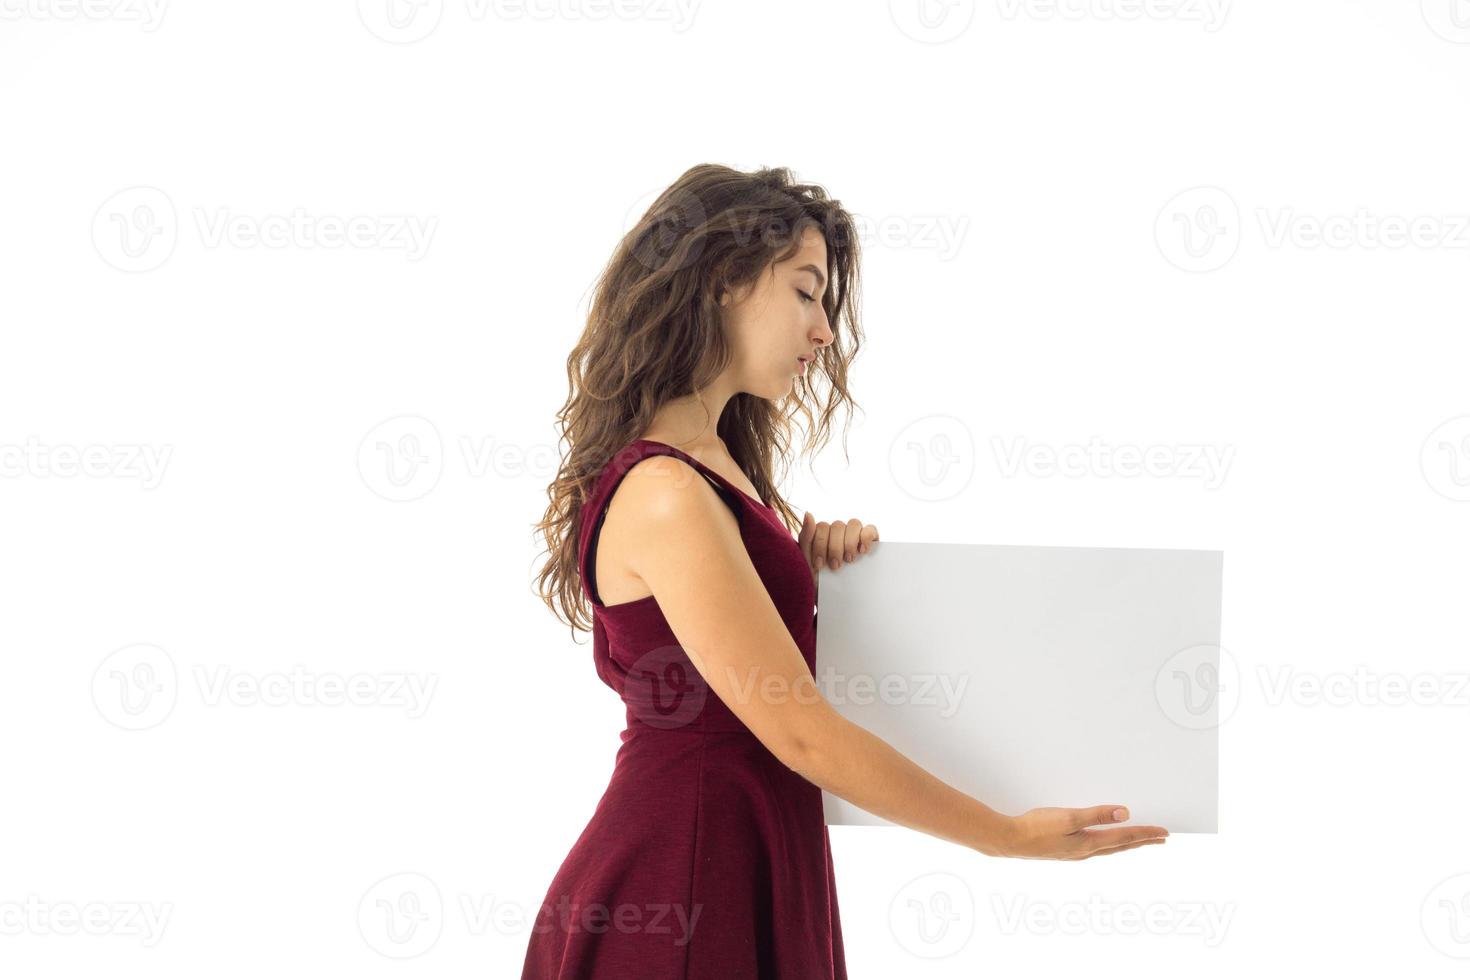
[799,513,879,591]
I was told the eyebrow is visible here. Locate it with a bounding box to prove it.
[795,263,827,292]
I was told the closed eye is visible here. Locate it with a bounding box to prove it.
[796,289,815,304]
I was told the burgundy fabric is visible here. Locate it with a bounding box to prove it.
[521,439,846,979]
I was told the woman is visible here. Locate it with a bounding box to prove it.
[526,164,1169,979]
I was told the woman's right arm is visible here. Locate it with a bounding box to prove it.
[608,457,1170,861]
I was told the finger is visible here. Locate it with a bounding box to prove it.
[811,521,831,572]
[842,519,863,562]
[825,522,846,570]
[859,524,879,554]
[798,511,816,556]
[1082,839,1166,860]
[1080,827,1170,850]
[1072,805,1132,831]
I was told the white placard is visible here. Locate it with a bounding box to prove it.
[815,541,1223,833]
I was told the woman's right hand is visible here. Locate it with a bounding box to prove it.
[998,805,1169,860]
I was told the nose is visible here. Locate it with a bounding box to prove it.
[810,308,834,349]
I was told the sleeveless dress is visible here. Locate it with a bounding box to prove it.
[520,439,847,979]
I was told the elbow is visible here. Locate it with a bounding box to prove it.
[770,702,841,780]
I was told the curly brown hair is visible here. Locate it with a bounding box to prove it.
[532,163,867,638]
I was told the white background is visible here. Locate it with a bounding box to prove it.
[3,1,1469,977]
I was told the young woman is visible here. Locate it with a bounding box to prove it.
[526,164,1169,979]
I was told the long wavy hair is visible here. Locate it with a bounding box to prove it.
[532,163,866,637]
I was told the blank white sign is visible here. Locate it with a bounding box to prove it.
[815,541,1223,833]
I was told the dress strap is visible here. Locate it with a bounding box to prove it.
[635,439,771,512]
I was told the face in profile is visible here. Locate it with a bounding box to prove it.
[718,226,835,400]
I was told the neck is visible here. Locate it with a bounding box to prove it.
[641,387,739,456]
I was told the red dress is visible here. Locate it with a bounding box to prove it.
[521,439,847,979]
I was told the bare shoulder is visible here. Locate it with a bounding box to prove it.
[595,454,741,601]
[608,454,732,528]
